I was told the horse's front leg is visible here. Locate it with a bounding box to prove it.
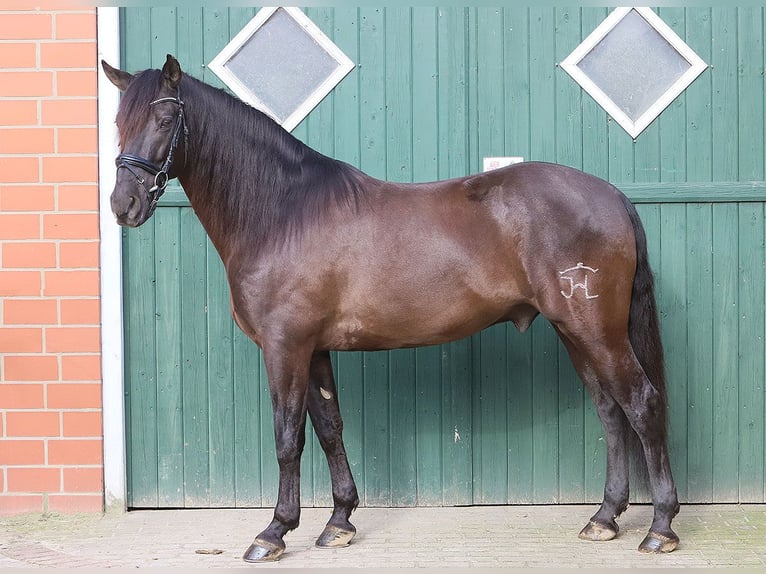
[307,351,359,548]
[243,342,312,563]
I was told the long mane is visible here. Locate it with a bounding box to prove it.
[115,69,163,148]
[119,68,368,255]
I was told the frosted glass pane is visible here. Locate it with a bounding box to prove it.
[224,9,339,122]
[578,10,691,122]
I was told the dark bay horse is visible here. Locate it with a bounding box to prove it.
[103,55,680,561]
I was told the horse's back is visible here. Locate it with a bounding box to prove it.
[468,161,631,236]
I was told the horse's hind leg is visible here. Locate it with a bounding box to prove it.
[555,332,630,542]
[607,359,680,553]
[307,351,359,548]
[560,330,679,552]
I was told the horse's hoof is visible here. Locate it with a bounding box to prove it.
[638,531,679,553]
[242,538,285,562]
[315,524,356,548]
[578,520,619,542]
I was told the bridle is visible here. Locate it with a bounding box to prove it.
[115,87,188,213]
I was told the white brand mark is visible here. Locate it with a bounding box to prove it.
[559,262,600,300]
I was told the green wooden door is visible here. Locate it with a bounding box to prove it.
[120,7,766,508]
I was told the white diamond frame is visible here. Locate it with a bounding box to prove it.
[560,7,707,139]
[208,6,355,132]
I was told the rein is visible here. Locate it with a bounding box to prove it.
[116,88,188,212]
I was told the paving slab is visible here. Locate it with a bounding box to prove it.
[1,504,764,569]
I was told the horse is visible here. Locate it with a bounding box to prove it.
[102,54,680,562]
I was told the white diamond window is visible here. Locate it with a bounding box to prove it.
[560,7,707,139]
[208,6,354,132]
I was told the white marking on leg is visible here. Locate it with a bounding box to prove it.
[320,387,333,400]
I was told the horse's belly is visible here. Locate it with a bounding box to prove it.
[320,291,518,351]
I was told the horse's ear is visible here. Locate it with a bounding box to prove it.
[162,54,182,89]
[101,60,133,91]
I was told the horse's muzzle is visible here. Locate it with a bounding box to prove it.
[111,188,144,227]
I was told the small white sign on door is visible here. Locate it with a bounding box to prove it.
[482,156,524,172]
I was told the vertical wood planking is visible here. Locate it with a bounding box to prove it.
[710,7,740,503]
[389,347,417,506]
[528,7,556,163]
[736,7,765,502]
[120,8,151,71]
[153,209,184,507]
[179,211,211,507]
[737,203,766,502]
[684,8,713,183]
[232,323,264,507]
[685,204,714,502]
[175,7,204,81]
[258,351,278,507]
[205,243,236,506]
[124,223,159,507]
[554,7,583,169]
[710,8,738,184]
[737,8,764,183]
[658,203,689,503]
[504,8,530,160]
[711,205,740,501]
[414,344,443,506]
[684,7,714,503]
[149,7,177,67]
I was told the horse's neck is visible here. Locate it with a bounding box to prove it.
[177,82,367,266]
[177,91,278,264]
[176,124,238,263]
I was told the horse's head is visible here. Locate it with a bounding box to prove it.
[102,54,188,227]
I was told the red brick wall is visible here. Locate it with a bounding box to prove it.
[0,3,103,515]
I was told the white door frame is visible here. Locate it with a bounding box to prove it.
[97,6,126,512]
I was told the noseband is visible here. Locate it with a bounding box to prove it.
[115,88,188,213]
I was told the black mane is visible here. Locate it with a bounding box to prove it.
[120,68,367,255]
[116,69,163,148]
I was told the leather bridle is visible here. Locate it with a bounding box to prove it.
[115,88,188,214]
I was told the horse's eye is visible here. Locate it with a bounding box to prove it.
[160,117,173,129]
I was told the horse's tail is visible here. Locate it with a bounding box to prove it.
[618,193,668,488]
